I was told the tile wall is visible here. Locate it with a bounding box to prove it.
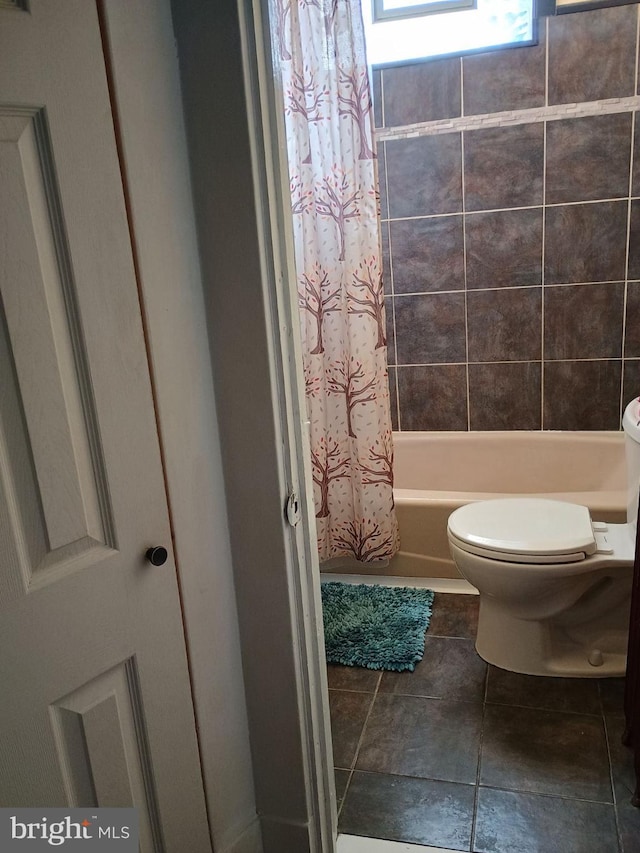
[375,3,640,430]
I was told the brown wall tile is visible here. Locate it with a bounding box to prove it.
[390,216,464,294]
[545,201,628,285]
[469,362,541,430]
[394,292,466,364]
[388,367,399,430]
[378,142,389,220]
[625,282,640,357]
[372,68,383,129]
[462,33,545,116]
[628,199,640,280]
[633,112,640,198]
[386,134,462,219]
[624,360,640,412]
[548,5,637,105]
[464,123,544,212]
[381,221,391,294]
[546,113,632,205]
[397,365,468,430]
[383,59,461,128]
[385,295,395,364]
[544,282,624,360]
[467,288,542,363]
[465,208,542,290]
[379,5,636,432]
[543,360,622,430]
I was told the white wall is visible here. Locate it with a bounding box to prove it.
[169,0,330,849]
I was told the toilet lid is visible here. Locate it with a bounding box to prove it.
[447,498,597,560]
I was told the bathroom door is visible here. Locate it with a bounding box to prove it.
[0,2,211,850]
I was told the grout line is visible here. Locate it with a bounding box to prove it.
[382,139,391,225]
[384,209,519,223]
[348,671,382,777]
[390,280,627,298]
[476,782,616,808]
[391,280,627,298]
[380,197,633,227]
[329,685,384,695]
[461,129,471,430]
[339,769,619,809]
[471,704,489,850]
[601,703,625,853]
[381,138,401,432]
[621,105,636,422]
[393,357,623,368]
[541,279,630,288]
[381,210,462,223]
[601,702,619,807]
[335,670,381,823]
[483,664,489,704]
[345,766,476,786]
[470,683,488,853]
[544,16,549,110]
[338,767,618,809]
[336,780,348,822]
[541,114,547,429]
[484,698,604,718]
[337,769,352,822]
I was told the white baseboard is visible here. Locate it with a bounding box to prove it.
[337,835,462,853]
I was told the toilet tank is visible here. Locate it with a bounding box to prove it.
[623,396,640,529]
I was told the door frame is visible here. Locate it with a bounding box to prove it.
[103,0,337,850]
[237,0,337,847]
[98,2,264,851]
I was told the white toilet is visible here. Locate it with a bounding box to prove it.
[446,397,640,678]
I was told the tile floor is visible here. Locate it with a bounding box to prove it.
[329,593,640,853]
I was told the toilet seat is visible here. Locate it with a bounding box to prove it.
[447,498,597,565]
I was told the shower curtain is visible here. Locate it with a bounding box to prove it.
[275,0,399,563]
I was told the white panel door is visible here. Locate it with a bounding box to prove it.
[0,2,212,850]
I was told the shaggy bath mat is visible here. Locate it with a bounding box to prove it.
[321,581,434,672]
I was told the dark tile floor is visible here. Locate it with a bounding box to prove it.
[329,592,640,852]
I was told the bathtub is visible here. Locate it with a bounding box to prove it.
[368,431,625,580]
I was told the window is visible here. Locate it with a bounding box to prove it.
[363,0,536,67]
[372,0,476,22]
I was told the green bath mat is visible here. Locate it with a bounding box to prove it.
[321,582,434,672]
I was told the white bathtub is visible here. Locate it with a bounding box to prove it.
[368,431,625,580]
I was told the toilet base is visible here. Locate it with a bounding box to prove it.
[475,596,628,678]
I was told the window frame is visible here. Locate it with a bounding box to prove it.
[364,0,539,69]
[372,0,477,23]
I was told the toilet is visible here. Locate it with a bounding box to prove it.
[446,397,640,678]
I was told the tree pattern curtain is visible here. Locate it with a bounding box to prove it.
[275,0,399,563]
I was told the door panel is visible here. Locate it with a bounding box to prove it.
[0,109,116,602]
[51,659,163,850]
[0,3,212,850]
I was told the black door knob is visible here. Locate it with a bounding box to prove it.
[146,546,168,566]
